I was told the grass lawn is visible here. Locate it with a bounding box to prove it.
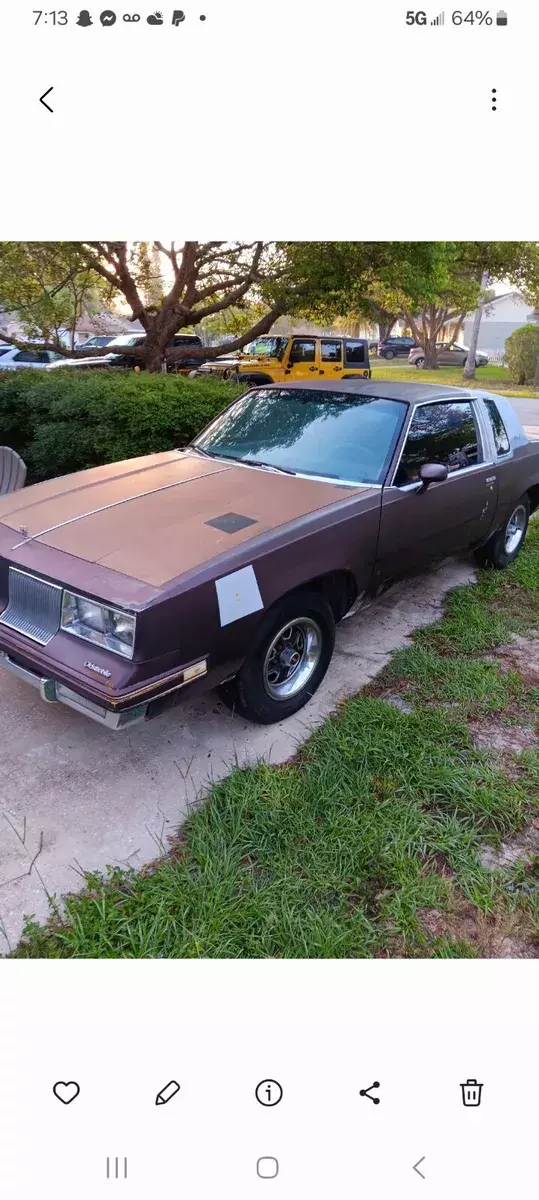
[372,362,539,399]
[12,526,539,960]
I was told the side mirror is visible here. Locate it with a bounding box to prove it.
[418,462,448,493]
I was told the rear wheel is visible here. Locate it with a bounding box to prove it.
[384,349,395,359]
[474,495,530,569]
[414,357,425,369]
[219,590,336,724]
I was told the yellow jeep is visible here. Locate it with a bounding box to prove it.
[197,334,371,385]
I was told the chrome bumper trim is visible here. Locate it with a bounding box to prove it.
[0,651,147,730]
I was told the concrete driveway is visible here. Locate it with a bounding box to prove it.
[0,556,476,952]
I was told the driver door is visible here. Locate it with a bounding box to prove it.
[284,338,320,381]
[375,398,498,582]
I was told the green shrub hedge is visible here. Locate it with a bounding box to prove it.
[505,325,539,387]
[0,369,242,481]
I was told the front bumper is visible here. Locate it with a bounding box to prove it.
[0,650,148,729]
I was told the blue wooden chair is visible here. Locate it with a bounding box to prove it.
[0,447,27,495]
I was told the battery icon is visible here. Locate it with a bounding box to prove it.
[496,9,508,23]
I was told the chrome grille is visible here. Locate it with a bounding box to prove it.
[0,568,62,645]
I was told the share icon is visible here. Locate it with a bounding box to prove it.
[359,1080,381,1104]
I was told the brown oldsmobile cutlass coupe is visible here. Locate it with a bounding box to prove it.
[0,380,538,730]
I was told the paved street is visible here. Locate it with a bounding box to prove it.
[0,556,475,952]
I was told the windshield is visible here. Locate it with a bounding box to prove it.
[194,388,407,485]
[108,334,145,348]
[243,336,288,359]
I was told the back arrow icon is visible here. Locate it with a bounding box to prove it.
[413,1157,426,1180]
[40,87,54,112]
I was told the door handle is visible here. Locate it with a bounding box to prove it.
[319,370,325,375]
[308,366,317,372]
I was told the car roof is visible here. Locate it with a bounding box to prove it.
[256,379,479,404]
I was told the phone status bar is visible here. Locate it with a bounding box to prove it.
[31,9,207,25]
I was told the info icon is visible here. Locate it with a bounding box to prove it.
[255,1080,283,1107]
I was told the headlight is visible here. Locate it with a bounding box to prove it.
[61,592,136,659]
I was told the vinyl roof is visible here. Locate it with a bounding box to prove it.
[257,379,478,404]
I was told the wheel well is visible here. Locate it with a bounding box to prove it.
[299,570,358,622]
[238,373,273,385]
[527,484,539,515]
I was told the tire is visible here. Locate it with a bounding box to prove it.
[384,349,395,360]
[414,357,425,369]
[474,495,530,570]
[219,590,336,724]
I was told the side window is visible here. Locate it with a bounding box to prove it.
[321,339,342,363]
[13,350,39,363]
[484,398,510,456]
[344,340,366,364]
[289,338,316,363]
[395,401,481,487]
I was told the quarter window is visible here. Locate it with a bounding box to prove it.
[344,340,366,364]
[321,339,342,363]
[13,350,40,363]
[484,398,510,456]
[395,401,480,486]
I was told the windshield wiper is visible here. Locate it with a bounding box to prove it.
[239,457,296,475]
[190,448,295,474]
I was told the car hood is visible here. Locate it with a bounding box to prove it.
[47,353,119,369]
[0,450,372,593]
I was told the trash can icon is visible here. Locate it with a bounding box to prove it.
[461,1079,483,1106]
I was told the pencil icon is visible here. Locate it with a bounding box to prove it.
[155,1080,181,1106]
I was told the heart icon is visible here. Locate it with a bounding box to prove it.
[53,1081,80,1105]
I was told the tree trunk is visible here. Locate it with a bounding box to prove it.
[463,270,489,381]
[378,317,397,342]
[422,336,439,369]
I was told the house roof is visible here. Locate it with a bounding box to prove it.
[75,312,144,335]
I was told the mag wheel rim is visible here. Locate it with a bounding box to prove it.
[263,618,322,700]
[505,505,526,554]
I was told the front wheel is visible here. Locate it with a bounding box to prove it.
[219,590,336,724]
[474,496,530,569]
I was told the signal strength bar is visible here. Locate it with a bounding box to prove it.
[431,10,445,22]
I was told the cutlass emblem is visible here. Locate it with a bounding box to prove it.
[84,660,112,679]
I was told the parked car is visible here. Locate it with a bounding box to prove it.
[0,380,537,731]
[409,342,489,369]
[194,334,371,384]
[0,347,63,370]
[76,335,116,350]
[378,336,417,359]
[46,332,204,373]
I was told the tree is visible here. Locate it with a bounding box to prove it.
[73,242,287,371]
[459,242,539,381]
[0,242,111,351]
[0,242,286,370]
[278,242,479,366]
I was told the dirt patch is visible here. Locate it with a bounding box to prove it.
[488,634,539,687]
[480,819,539,871]
[469,716,537,754]
[419,897,539,958]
